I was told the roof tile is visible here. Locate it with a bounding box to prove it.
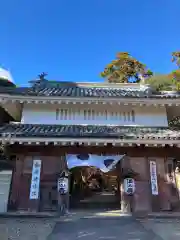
[0,123,179,140]
[0,80,179,98]
[0,85,151,98]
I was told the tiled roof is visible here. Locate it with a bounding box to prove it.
[0,85,179,99]
[0,79,179,98]
[0,123,180,140]
[0,85,152,98]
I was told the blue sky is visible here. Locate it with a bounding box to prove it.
[1,0,180,86]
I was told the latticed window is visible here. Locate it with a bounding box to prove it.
[92,110,95,120]
[123,112,126,121]
[104,110,108,120]
[127,112,131,121]
[64,109,68,120]
[87,110,91,120]
[131,110,135,122]
[60,109,64,120]
[84,110,87,120]
[69,109,72,120]
[55,109,59,120]
[55,108,135,122]
[115,112,118,120]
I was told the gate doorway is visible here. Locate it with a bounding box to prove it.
[69,165,121,209]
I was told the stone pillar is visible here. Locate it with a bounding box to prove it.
[130,157,151,214]
[120,156,132,213]
[120,182,132,213]
[156,158,171,211]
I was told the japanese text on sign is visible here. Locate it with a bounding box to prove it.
[150,161,158,195]
[29,159,41,200]
[124,178,135,195]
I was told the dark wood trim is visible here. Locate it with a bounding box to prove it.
[8,145,180,158]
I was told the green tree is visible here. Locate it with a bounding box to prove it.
[171,51,180,90]
[100,52,153,83]
[145,74,174,91]
[172,51,180,67]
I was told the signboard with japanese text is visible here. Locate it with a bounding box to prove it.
[124,178,135,195]
[149,160,158,195]
[29,159,42,200]
[57,177,69,194]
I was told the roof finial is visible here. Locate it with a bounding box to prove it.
[29,72,48,88]
[38,72,48,81]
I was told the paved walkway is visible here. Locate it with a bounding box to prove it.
[47,212,160,240]
[1,210,180,239]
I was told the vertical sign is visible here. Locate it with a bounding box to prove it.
[29,159,41,200]
[150,160,158,195]
[124,178,135,195]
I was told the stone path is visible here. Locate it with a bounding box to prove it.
[47,216,160,240]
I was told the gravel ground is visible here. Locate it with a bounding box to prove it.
[0,218,55,240]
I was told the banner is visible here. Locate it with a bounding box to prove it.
[29,159,41,199]
[149,160,158,195]
[66,154,125,173]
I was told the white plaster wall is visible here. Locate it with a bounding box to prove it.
[166,106,180,121]
[1,102,21,121]
[21,103,168,127]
